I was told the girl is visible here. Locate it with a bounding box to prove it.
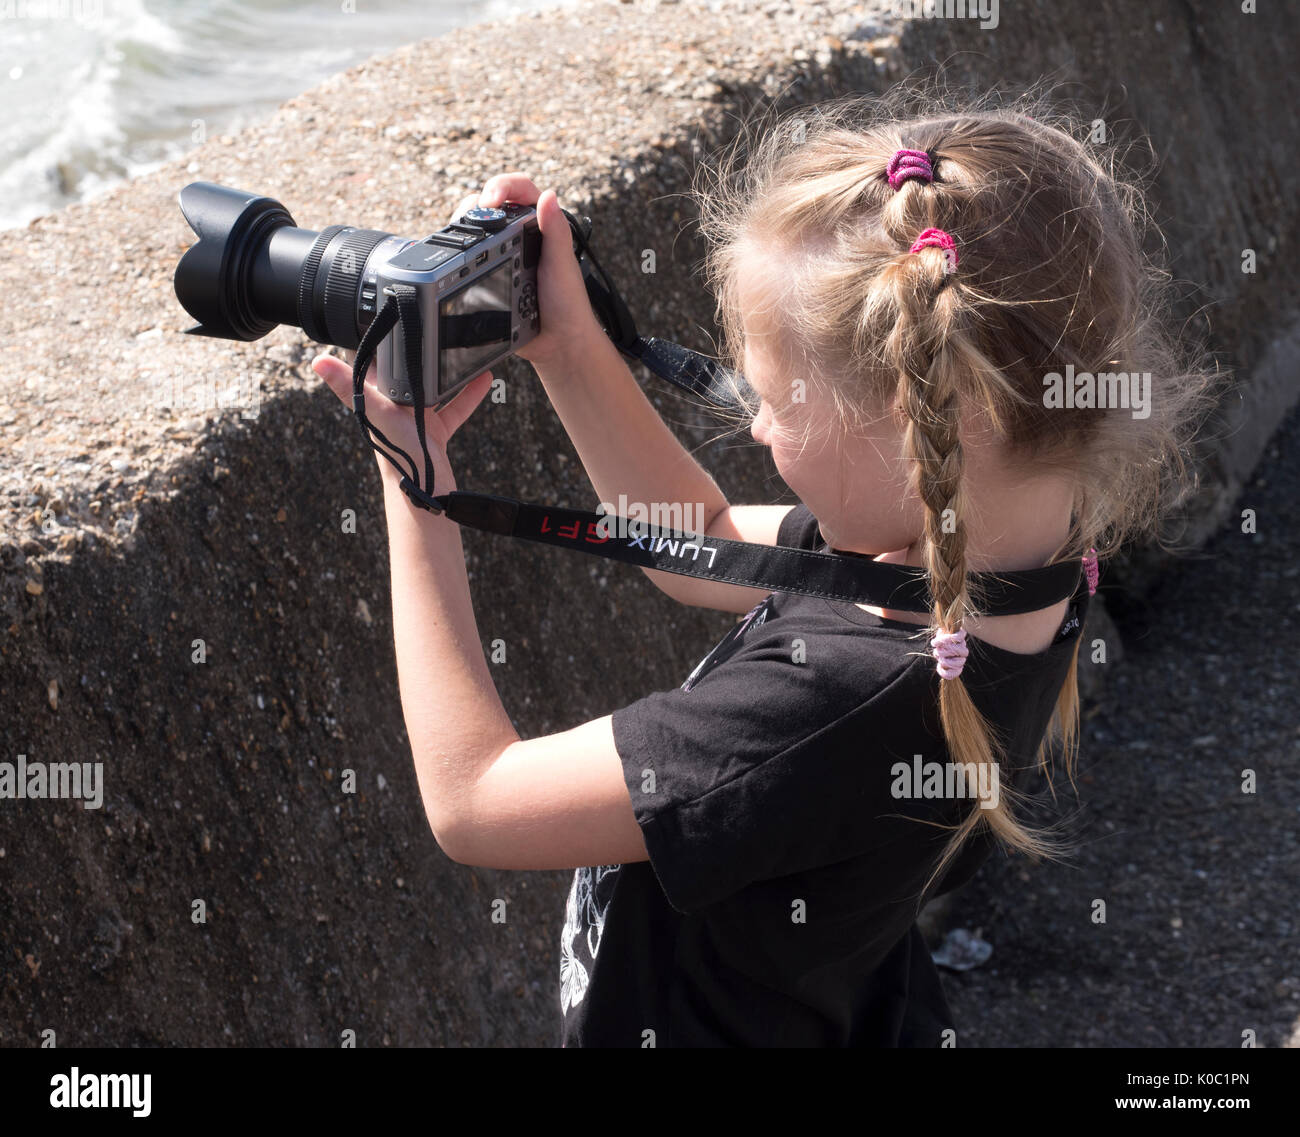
[311,89,1215,1047]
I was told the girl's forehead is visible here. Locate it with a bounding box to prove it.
[738,284,786,372]
[741,323,793,410]
[734,241,803,398]
[735,238,788,316]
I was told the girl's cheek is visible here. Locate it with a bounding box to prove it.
[770,406,815,458]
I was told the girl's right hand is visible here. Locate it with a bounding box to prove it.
[464,172,606,371]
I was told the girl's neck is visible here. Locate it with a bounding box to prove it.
[850,479,1076,652]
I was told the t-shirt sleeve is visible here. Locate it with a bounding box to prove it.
[776,502,821,550]
[610,612,918,915]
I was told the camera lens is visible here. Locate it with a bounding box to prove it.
[173,182,399,350]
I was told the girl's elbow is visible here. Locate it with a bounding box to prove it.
[642,566,697,606]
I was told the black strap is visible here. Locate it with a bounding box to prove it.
[625,336,755,409]
[424,491,1084,614]
[349,260,1086,615]
[565,208,753,411]
[351,283,437,492]
[397,286,436,495]
[351,290,415,483]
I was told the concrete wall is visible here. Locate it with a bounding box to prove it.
[0,0,1293,1046]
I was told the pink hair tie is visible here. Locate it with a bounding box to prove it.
[931,627,969,681]
[909,228,958,267]
[1082,548,1099,596]
[886,148,933,190]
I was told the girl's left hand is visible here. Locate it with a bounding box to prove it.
[311,353,495,493]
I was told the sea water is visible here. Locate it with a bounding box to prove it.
[0,0,564,231]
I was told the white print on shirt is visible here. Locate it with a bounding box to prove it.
[560,597,772,1017]
[682,596,770,692]
[560,863,621,1015]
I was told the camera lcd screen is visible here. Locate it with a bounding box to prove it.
[438,259,513,393]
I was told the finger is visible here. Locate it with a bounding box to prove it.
[450,191,479,224]
[479,172,540,208]
[438,370,495,438]
[312,353,353,404]
[312,353,375,405]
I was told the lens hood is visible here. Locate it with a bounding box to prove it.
[174,182,297,341]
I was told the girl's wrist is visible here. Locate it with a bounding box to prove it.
[529,318,611,381]
[379,458,457,511]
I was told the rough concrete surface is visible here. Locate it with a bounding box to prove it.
[0,0,1295,1046]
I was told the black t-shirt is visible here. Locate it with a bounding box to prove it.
[558,502,1089,1047]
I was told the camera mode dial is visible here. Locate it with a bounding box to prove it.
[459,206,509,232]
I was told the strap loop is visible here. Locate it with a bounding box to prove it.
[351,285,443,514]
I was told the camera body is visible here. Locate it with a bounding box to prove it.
[369,203,541,407]
[172,183,543,409]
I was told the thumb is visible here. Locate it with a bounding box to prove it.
[439,369,495,438]
[536,189,589,309]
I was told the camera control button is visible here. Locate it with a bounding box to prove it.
[460,206,509,232]
[518,281,538,322]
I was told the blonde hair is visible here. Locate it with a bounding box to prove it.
[690,83,1221,898]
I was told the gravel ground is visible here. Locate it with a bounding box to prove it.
[942,401,1300,1049]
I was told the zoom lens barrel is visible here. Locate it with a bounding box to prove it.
[318,227,394,348]
[174,182,397,349]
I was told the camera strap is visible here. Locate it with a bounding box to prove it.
[347,272,1085,616]
[562,207,755,411]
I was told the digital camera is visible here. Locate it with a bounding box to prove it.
[173,181,547,408]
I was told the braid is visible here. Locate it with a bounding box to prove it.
[894,295,969,635]
[880,162,979,633]
[695,94,1219,922]
[880,166,1069,902]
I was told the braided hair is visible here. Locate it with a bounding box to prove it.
[693,85,1218,898]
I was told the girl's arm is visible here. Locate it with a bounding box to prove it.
[476,171,788,614]
[530,323,789,613]
[312,355,651,868]
[375,457,650,867]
